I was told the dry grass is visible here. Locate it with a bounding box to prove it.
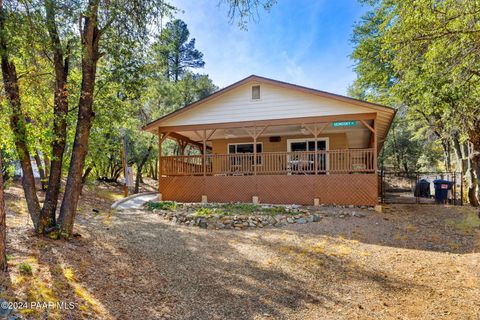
[0,181,479,319]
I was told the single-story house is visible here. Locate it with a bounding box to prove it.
[143,75,396,206]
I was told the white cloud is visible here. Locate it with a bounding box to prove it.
[280,51,306,83]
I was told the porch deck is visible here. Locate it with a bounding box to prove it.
[161,149,375,176]
[158,149,378,206]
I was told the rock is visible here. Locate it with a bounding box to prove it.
[198,219,208,229]
[296,218,306,224]
[312,215,321,222]
[352,212,366,218]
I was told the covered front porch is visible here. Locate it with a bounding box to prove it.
[155,113,380,205]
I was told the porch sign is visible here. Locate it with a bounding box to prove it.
[331,120,357,127]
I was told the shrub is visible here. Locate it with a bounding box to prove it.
[221,203,258,213]
[194,207,216,216]
[145,201,177,211]
[19,262,33,275]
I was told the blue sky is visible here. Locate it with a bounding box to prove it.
[170,0,369,95]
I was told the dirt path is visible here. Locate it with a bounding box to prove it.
[1,183,479,319]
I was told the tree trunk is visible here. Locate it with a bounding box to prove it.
[33,151,47,191]
[80,166,92,195]
[0,153,7,271]
[58,0,100,238]
[441,139,451,172]
[460,141,479,206]
[134,143,153,194]
[452,134,467,174]
[452,135,478,205]
[43,154,50,178]
[472,151,480,207]
[0,1,42,231]
[82,167,92,186]
[41,0,70,230]
[153,159,158,180]
[468,118,480,206]
[134,166,142,194]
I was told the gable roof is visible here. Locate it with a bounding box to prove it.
[143,75,395,133]
[143,75,396,152]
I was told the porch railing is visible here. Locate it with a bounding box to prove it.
[160,149,375,176]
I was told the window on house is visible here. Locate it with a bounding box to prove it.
[228,143,263,166]
[228,143,262,154]
[252,85,260,100]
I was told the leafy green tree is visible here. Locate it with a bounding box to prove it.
[350,0,480,205]
[0,0,276,238]
[0,0,43,229]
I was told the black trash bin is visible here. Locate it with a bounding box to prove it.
[414,179,431,198]
[433,179,453,203]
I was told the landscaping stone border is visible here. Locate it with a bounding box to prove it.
[151,203,373,230]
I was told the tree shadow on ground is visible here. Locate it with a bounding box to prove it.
[42,211,433,320]
[4,202,480,319]
[291,204,480,254]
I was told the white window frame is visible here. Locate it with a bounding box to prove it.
[227,142,263,165]
[286,137,329,172]
[227,142,263,154]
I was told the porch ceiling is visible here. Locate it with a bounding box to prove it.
[175,120,373,149]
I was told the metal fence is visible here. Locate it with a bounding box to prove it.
[380,171,463,205]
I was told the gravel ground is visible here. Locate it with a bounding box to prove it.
[1,183,480,319]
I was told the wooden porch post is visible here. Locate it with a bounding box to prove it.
[359,119,377,173]
[195,129,215,175]
[202,129,207,176]
[158,129,162,195]
[253,126,257,176]
[304,123,327,174]
[373,120,378,174]
[314,125,318,175]
[245,126,267,176]
[158,130,170,197]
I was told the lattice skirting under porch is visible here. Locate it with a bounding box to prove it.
[159,174,378,206]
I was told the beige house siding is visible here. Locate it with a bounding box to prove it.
[160,82,376,127]
[211,133,348,154]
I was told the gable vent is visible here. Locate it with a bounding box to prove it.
[252,85,260,100]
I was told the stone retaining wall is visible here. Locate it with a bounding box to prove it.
[151,205,372,230]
